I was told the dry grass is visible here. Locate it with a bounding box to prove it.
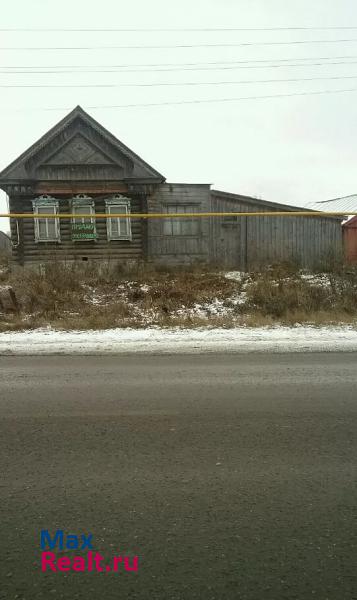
[0,260,357,331]
[0,262,237,331]
[246,263,357,321]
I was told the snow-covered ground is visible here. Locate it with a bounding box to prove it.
[0,326,357,355]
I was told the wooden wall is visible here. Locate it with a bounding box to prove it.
[8,186,344,270]
[209,195,248,270]
[210,192,343,269]
[147,183,211,264]
[9,194,146,266]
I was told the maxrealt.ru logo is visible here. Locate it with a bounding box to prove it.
[40,530,139,573]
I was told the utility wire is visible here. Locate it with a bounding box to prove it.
[3,55,357,69]
[1,26,357,32]
[3,75,357,88]
[2,87,357,112]
[4,60,357,75]
[5,39,357,50]
[3,74,357,88]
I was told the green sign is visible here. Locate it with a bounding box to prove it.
[71,223,97,240]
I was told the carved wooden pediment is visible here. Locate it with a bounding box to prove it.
[45,134,116,166]
[0,105,165,186]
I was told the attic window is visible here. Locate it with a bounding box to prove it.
[32,195,60,242]
[105,195,132,241]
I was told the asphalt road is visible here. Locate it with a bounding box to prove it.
[0,353,356,600]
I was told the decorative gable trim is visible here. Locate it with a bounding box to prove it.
[0,105,165,185]
[43,133,118,166]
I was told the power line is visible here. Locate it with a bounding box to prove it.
[5,39,357,50]
[2,87,357,111]
[1,26,357,32]
[4,60,357,75]
[4,75,357,88]
[3,55,357,69]
[86,88,357,107]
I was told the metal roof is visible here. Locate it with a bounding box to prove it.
[305,194,357,214]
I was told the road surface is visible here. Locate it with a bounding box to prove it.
[1,353,356,599]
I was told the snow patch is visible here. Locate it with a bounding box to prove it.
[224,271,246,282]
[300,273,332,287]
[0,326,357,355]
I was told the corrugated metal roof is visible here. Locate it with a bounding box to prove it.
[305,194,357,213]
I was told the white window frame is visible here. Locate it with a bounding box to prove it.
[32,195,60,243]
[105,195,132,241]
[71,194,95,224]
[70,194,97,241]
[163,204,199,237]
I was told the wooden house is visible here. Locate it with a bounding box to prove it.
[0,106,343,270]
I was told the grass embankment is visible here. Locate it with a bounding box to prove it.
[1,255,357,331]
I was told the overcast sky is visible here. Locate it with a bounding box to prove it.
[1,0,357,232]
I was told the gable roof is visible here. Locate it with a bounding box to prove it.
[0,105,165,184]
[211,189,342,219]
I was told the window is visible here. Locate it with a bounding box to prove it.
[105,195,132,241]
[71,195,97,241]
[32,195,60,242]
[163,205,199,236]
[71,195,95,225]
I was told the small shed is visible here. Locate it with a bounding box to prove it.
[343,217,357,263]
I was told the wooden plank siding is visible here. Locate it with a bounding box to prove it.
[147,183,211,265]
[210,191,343,270]
[245,215,342,269]
[210,195,248,269]
[9,194,147,266]
[8,187,344,270]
